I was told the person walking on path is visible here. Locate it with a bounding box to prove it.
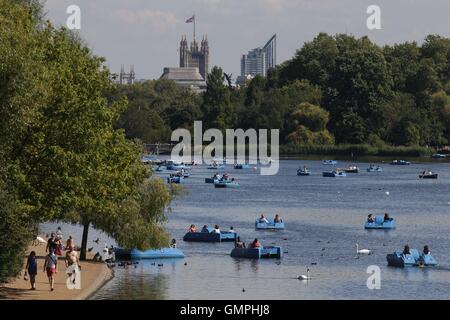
[46,233,58,253]
[25,251,38,290]
[43,249,58,291]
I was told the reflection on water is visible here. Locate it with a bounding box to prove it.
[95,259,183,300]
[84,158,450,299]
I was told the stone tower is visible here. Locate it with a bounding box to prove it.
[179,35,209,80]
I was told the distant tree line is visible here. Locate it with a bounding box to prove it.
[115,33,450,153]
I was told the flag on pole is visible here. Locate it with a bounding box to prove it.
[186,15,195,23]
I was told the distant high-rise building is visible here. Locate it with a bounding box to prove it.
[179,35,209,80]
[119,65,136,85]
[239,34,277,79]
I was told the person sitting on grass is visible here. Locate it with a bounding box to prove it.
[250,238,261,248]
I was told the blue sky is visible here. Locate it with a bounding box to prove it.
[44,0,450,80]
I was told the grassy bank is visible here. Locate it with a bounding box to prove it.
[280,144,435,157]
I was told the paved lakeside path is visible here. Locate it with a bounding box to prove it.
[0,240,112,300]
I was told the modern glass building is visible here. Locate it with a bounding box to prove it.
[240,34,277,78]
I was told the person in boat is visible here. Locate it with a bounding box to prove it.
[259,214,269,223]
[274,214,282,223]
[229,226,236,233]
[189,224,197,233]
[235,237,246,248]
[423,245,431,255]
[250,238,261,248]
[367,214,375,223]
[384,213,393,221]
[403,245,410,255]
[212,225,220,233]
[170,239,177,248]
[201,225,209,233]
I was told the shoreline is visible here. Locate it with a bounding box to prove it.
[0,240,113,300]
[82,266,114,301]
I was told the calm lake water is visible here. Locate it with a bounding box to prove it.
[48,157,450,300]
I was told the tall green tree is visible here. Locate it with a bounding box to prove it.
[0,0,175,270]
[202,66,234,131]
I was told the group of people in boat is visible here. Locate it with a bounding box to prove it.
[170,168,189,178]
[188,224,235,234]
[214,173,236,182]
[420,170,434,176]
[367,213,393,223]
[258,214,283,224]
[402,245,431,256]
[235,237,260,249]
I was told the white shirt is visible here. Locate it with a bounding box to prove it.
[212,228,220,233]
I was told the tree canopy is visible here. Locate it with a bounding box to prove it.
[0,0,175,281]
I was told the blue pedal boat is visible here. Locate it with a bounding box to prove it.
[322,160,338,165]
[167,176,184,184]
[166,164,187,171]
[367,165,382,172]
[214,180,240,188]
[364,216,396,229]
[297,168,311,176]
[230,246,282,259]
[386,249,437,268]
[114,247,184,260]
[322,170,347,177]
[183,229,238,242]
[390,160,411,165]
[208,164,225,170]
[205,175,222,183]
[255,221,285,230]
[234,164,250,169]
[182,171,191,178]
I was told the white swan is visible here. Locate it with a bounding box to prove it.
[356,244,371,255]
[298,268,311,280]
